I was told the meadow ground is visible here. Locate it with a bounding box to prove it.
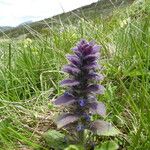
[0,0,150,149]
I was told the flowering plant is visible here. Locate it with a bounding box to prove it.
[54,39,117,149]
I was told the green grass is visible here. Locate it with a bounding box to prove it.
[0,0,150,149]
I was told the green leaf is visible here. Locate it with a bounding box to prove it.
[91,120,120,136]
[100,126,120,136]
[48,103,54,109]
[95,141,119,150]
[64,145,83,150]
[43,130,67,149]
[124,69,149,77]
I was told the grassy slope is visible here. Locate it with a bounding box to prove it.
[0,0,150,149]
[0,0,134,38]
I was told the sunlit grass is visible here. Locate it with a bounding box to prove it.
[0,0,150,149]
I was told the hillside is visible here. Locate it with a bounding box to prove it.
[0,26,13,32]
[0,0,134,38]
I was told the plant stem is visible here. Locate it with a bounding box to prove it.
[78,130,84,146]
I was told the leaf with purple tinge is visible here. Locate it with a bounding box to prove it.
[83,45,93,55]
[89,102,106,117]
[78,39,86,46]
[87,73,104,81]
[87,95,97,103]
[72,47,78,51]
[66,55,81,67]
[90,120,120,136]
[63,65,80,75]
[86,85,105,94]
[83,62,99,69]
[92,45,101,54]
[56,114,79,129]
[82,43,89,50]
[74,51,82,58]
[60,79,80,87]
[84,54,98,62]
[54,94,75,106]
[77,45,83,52]
[89,41,95,46]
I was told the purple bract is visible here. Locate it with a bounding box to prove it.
[54,39,107,144]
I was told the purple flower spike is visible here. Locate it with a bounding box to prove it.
[54,39,108,145]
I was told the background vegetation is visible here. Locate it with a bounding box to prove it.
[0,0,150,149]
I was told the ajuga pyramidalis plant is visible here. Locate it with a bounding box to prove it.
[54,39,116,149]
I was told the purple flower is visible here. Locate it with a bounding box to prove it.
[54,39,108,144]
[83,113,90,121]
[78,99,86,107]
[76,124,85,131]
